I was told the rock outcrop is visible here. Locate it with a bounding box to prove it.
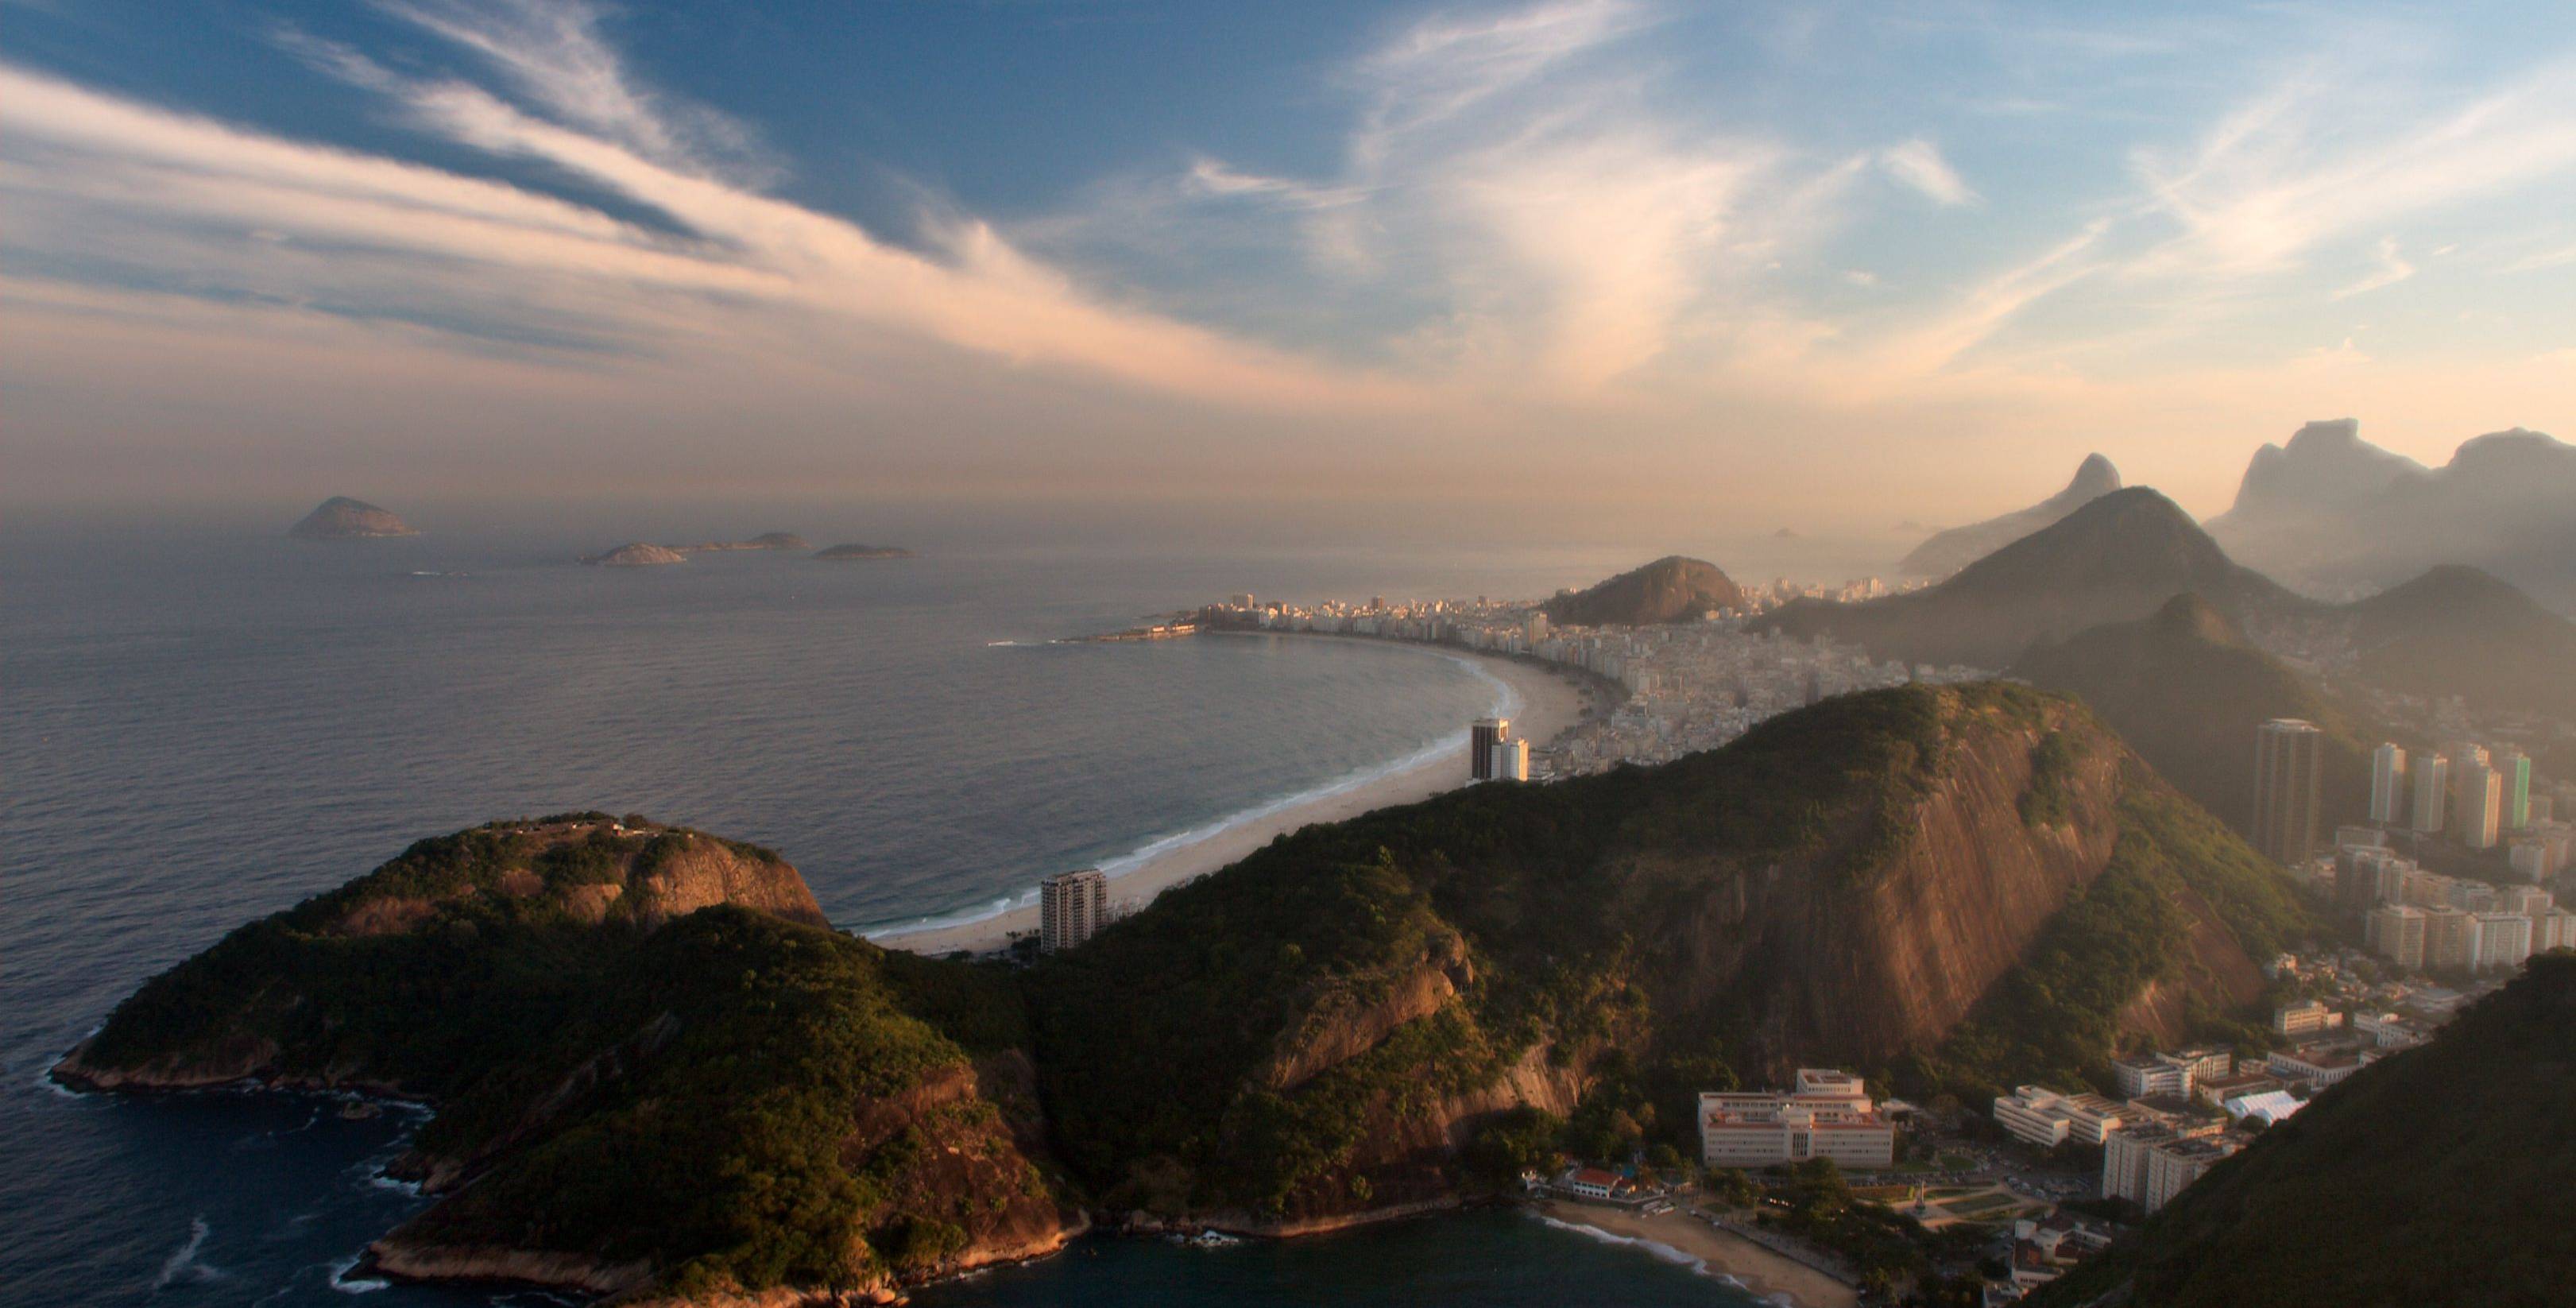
[1899,452,2121,578]
[581,543,689,566]
[288,496,420,539]
[1541,555,1746,626]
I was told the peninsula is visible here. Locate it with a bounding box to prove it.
[814,542,913,560]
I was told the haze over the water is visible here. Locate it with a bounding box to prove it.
[6,0,2574,537]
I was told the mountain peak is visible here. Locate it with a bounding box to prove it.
[288,496,419,539]
[1897,452,2124,578]
[2146,591,2248,646]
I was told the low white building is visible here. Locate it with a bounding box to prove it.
[1992,1086,2125,1148]
[1700,1068,1896,1169]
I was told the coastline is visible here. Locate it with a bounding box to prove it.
[1532,1202,1860,1308]
[871,634,1594,957]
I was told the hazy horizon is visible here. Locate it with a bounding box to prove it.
[6,0,2574,533]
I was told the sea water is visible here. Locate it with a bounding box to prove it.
[0,517,1760,1306]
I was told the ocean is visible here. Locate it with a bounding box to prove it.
[0,517,1803,1306]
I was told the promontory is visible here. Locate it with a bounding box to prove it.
[288,497,420,539]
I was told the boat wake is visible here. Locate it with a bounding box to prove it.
[156,1215,222,1287]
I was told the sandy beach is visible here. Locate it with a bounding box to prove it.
[872,635,1595,956]
[1534,1201,1860,1308]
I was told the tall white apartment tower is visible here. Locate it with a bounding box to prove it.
[2458,763,2504,850]
[2412,754,2451,834]
[2369,744,2408,824]
[1039,868,1108,953]
[1489,737,1530,782]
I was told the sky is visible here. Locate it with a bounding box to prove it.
[5,0,2574,536]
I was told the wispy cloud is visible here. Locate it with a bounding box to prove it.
[2333,235,2415,299]
[1879,138,1980,207]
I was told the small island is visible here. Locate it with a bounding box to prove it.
[679,531,810,553]
[579,543,688,567]
[288,496,420,539]
[813,543,913,560]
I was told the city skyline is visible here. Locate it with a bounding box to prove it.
[6,0,2575,529]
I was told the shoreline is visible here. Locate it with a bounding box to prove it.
[870,633,1595,957]
[1532,1201,1860,1308]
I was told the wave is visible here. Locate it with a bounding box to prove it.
[1530,1211,1777,1300]
[327,1254,389,1293]
[861,642,1518,944]
[156,1215,222,1288]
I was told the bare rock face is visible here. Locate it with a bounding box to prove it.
[580,542,689,566]
[288,496,420,539]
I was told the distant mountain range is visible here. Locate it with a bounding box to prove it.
[2030,953,2576,1308]
[2330,564,2576,722]
[1899,453,2122,579]
[2013,594,2377,839]
[1760,488,2298,668]
[2206,419,2576,609]
[1541,555,1745,626]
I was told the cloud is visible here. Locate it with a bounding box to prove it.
[0,37,1406,412]
[1878,138,1979,206]
[2332,235,2415,299]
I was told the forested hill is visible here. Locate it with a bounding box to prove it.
[1028,683,2308,1225]
[2030,951,2576,1308]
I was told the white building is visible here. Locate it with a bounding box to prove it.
[2412,754,2450,833]
[2474,912,2533,970]
[1487,736,1530,782]
[2272,999,2341,1037]
[1039,868,1108,953]
[1700,1068,1897,1169]
[2365,904,2426,969]
[2266,1043,2364,1087]
[1992,1086,2125,1148]
[2142,1136,2241,1213]
[2370,743,2408,824]
[2110,1055,2189,1100]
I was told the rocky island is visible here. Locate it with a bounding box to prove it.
[580,543,690,567]
[288,496,420,539]
[814,543,913,560]
[56,685,2321,1305]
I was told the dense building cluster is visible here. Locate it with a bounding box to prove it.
[1197,587,1982,775]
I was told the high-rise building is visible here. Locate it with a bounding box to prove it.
[2422,904,2479,969]
[1469,718,1511,780]
[2458,762,2504,849]
[1488,736,1530,782]
[2365,904,2426,969]
[2253,719,2325,866]
[2473,912,2533,970]
[2494,749,2532,830]
[1039,868,1108,953]
[2412,754,2451,833]
[2369,744,2408,824]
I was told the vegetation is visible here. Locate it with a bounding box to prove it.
[2032,952,2576,1307]
[72,818,1066,1302]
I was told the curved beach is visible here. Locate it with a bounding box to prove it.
[1534,1202,1860,1308]
[872,637,1594,956]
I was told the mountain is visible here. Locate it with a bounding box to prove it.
[1899,453,2122,579]
[288,496,419,539]
[580,543,688,566]
[54,815,1083,1303]
[1757,488,2303,669]
[2012,594,2377,839]
[2333,564,2576,720]
[1029,683,2306,1225]
[2207,419,2576,608]
[60,688,2311,1290]
[1541,555,1746,626]
[2029,951,2576,1308]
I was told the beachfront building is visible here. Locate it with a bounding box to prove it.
[1488,736,1530,781]
[1469,718,1512,780]
[1992,1085,2125,1148]
[1039,868,1108,953]
[1699,1068,1896,1169]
